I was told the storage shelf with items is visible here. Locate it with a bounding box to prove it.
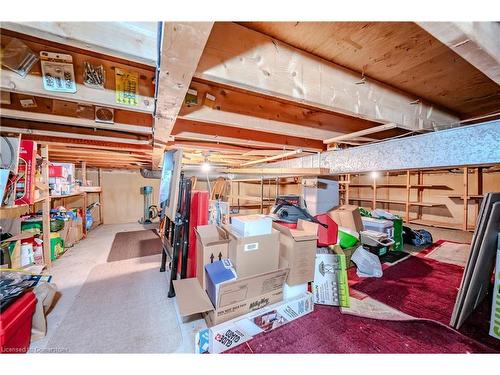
[340,166,492,232]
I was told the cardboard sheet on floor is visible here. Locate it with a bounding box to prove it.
[451,192,500,328]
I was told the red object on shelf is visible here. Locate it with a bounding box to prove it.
[15,140,37,206]
[49,165,64,178]
[315,214,338,247]
[177,190,209,278]
[0,291,37,354]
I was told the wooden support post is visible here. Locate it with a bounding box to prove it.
[260,178,264,214]
[41,145,51,268]
[463,167,469,231]
[405,170,411,223]
[417,171,423,220]
[275,178,279,199]
[98,168,104,225]
[372,176,377,210]
[81,162,87,186]
[346,174,350,205]
[476,167,483,228]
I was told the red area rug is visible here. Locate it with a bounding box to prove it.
[227,241,499,353]
[226,305,494,354]
[350,244,500,352]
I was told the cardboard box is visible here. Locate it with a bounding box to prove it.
[273,219,318,286]
[195,292,314,354]
[328,205,364,233]
[223,225,280,278]
[489,234,500,340]
[231,214,273,237]
[205,259,237,307]
[312,246,350,307]
[195,225,230,290]
[173,268,289,326]
[302,178,339,216]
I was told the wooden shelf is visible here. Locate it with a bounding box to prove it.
[349,183,451,189]
[446,194,484,199]
[229,195,275,202]
[410,219,475,232]
[50,191,86,199]
[79,186,102,193]
[348,197,443,207]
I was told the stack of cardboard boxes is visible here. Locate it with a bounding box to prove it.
[174,214,317,353]
[49,162,76,196]
[176,206,365,353]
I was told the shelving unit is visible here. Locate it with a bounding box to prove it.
[0,145,105,268]
[341,167,487,232]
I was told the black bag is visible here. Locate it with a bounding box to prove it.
[402,226,433,246]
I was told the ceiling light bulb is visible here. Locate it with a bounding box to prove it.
[371,171,378,179]
[201,162,211,172]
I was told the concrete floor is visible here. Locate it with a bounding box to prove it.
[30,221,472,353]
[30,223,206,353]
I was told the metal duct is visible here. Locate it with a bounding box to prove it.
[140,169,162,179]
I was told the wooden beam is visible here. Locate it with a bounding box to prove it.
[1,108,152,135]
[1,126,150,145]
[22,137,151,153]
[172,118,324,152]
[418,22,500,85]
[195,22,459,131]
[2,22,158,67]
[166,141,252,154]
[179,79,380,141]
[240,149,304,167]
[323,123,398,144]
[153,22,214,167]
[226,167,330,176]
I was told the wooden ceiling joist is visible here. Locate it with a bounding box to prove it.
[323,123,398,145]
[239,149,305,167]
[179,79,380,141]
[1,109,152,135]
[1,22,159,67]
[153,22,214,167]
[194,22,460,131]
[0,31,156,113]
[172,118,324,152]
[1,126,150,145]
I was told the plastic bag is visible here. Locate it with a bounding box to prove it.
[351,246,383,278]
[372,209,400,220]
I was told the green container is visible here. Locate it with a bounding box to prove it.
[391,217,404,252]
[50,233,64,261]
[338,227,359,249]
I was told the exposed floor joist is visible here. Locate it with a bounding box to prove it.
[153,22,214,167]
[179,79,382,141]
[1,22,158,67]
[172,118,324,152]
[324,123,398,145]
[1,108,151,135]
[195,22,460,132]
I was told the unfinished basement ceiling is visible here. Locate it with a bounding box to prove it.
[238,22,500,119]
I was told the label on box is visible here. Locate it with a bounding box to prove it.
[244,242,259,252]
[205,292,314,353]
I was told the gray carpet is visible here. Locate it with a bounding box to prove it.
[426,241,471,267]
[47,254,182,353]
[107,229,162,262]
